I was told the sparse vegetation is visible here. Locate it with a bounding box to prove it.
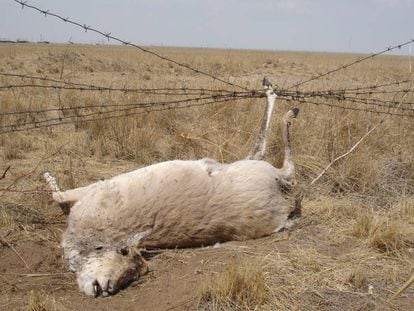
[199,259,269,310]
[0,43,413,310]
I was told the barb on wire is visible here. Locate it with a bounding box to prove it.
[13,0,249,91]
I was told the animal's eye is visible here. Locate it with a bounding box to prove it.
[119,247,129,256]
[95,246,103,250]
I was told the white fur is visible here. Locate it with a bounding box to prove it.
[46,157,295,296]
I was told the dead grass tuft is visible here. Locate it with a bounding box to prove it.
[0,207,16,230]
[368,222,409,253]
[352,213,375,238]
[199,258,269,310]
[352,214,412,253]
[1,133,34,160]
[345,266,368,290]
[28,290,64,311]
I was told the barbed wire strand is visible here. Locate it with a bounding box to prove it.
[0,95,256,134]
[2,85,413,117]
[290,98,413,118]
[288,91,414,109]
[2,93,412,135]
[0,93,256,129]
[312,94,414,109]
[0,72,248,95]
[0,83,245,98]
[1,73,413,114]
[304,79,413,95]
[1,72,412,106]
[0,92,257,117]
[13,0,249,91]
[1,81,412,98]
[1,71,413,100]
[288,41,414,90]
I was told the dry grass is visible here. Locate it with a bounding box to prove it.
[0,207,15,230]
[352,214,411,253]
[0,133,34,160]
[0,43,413,310]
[199,258,269,310]
[28,290,65,311]
[349,196,414,253]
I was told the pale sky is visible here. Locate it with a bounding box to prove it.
[1,0,413,54]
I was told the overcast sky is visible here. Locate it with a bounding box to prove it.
[1,0,413,54]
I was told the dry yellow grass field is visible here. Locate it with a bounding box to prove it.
[0,43,413,310]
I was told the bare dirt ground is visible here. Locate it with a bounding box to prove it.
[0,44,413,310]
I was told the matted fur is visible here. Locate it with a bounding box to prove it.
[64,159,289,249]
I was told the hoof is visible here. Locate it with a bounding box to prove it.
[262,77,272,88]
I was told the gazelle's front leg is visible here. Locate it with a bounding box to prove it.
[44,172,64,202]
[44,172,101,215]
[247,77,277,160]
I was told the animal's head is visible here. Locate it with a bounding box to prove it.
[76,247,148,297]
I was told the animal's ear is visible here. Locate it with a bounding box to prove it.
[137,255,149,276]
[129,248,149,276]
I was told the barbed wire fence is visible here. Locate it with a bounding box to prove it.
[1,70,413,134]
[0,0,413,193]
[0,1,411,133]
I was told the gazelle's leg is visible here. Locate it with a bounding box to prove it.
[279,108,299,187]
[247,77,277,160]
[278,107,302,223]
[44,172,97,204]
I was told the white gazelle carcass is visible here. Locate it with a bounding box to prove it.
[44,78,300,297]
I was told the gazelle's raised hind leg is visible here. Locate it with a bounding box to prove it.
[247,77,277,160]
[279,107,299,187]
